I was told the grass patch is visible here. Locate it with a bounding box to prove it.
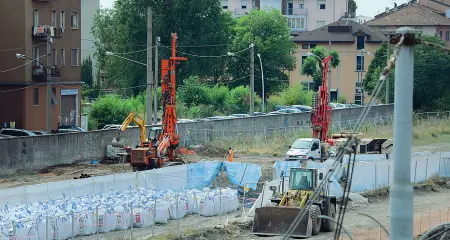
[201,118,450,157]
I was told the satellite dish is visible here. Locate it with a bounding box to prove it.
[446,9,450,18]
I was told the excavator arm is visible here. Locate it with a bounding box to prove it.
[112,112,147,148]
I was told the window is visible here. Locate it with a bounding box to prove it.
[317,21,325,28]
[71,49,79,66]
[357,35,365,50]
[221,0,228,9]
[51,10,56,26]
[51,49,57,66]
[33,9,39,26]
[60,49,65,66]
[302,44,309,49]
[310,44,317,49]
[446,31,450,41]
[32,47,39,66]
[241,0,247,8]
[287,0,293,15]
[301,55,308,65]
[33,88,39,106]
[299,0,305,9]
[60,11,65,29]
[440,30,443,39]
[317,0,326,9]
[71,12,79,29]
[356,55,365,71]
[287,17,305,29]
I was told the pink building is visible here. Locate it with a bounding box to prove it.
[221,0,348,31]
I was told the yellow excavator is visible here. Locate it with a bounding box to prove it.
[252,167,337,238]
[112,112,163,171]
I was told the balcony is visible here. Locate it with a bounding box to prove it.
[286,8,308,16]
[32,65,61,82]
[287,16,307,32]
[234,8,249,17]
[32,0,50,2]
[32,26,63,38]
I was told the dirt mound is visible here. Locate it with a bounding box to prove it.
[169,221,253,240]
[191,145,227,158]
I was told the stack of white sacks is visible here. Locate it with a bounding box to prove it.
[0,187,239,240]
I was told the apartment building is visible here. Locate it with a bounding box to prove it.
[222,0,348,31]
[367,3,450,46]
[81,0,100,81]
[289,20,388,105]
[0,0,82,131]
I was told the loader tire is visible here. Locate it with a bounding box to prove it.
[310,204,322,235]
[321,203,336,232]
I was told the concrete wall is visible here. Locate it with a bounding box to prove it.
[0,104,393,176]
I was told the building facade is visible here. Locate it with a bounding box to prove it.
[81,0,99,82]
[222,0,348,32]
[289,20,388,105]
[366,3,450,46]
[0,0,82,131]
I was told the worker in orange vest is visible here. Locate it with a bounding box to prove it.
[227,147,233,162]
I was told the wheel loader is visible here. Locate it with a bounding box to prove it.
[252,167,337,238]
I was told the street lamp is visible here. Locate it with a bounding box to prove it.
[257,53,265,112]
[105,51,147,66]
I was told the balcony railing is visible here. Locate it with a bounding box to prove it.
[234,8,249,16]
[287,8,308,15]
[32,65,61,81]
[32,26,63,38]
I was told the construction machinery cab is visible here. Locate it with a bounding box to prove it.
[148,127,162,145]
[253,167,336,238]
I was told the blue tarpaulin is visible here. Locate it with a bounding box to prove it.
[223,162,262,190]
[186,161,223,189]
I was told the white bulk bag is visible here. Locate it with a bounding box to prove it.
[185,193,197,214]
[114,206,131,231]
[199,195,216,217]
[155,201,170,224]
[13,221,39,240]
[54,215,73,240]
[0,223,8,240]
[77,212,96,236]
[36,217,56,240]
[97,208,115,233]
[132,207,153,228]
[169,198,188,220]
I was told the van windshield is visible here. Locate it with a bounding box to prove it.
[291,140,312,149]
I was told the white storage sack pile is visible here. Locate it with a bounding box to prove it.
[1,187,239,240]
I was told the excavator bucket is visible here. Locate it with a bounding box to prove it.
[252,206,312,238]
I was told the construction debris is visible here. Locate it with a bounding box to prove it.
[73,173,92,179]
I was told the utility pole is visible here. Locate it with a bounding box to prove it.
[154,36,160,125]
[146,7,153,125]
[390,27,414,240]
[249,42,255,115]
[46,29,52,133]
[386,42,390,104]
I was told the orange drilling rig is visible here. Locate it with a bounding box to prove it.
[112,33,187,171]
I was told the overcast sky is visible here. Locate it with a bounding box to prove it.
[99,0,411,18]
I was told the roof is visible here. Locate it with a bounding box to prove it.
[366,4,450,26]
[292,20,388,43]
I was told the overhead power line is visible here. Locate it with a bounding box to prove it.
[0,43,45,52]
[0,54,46,74]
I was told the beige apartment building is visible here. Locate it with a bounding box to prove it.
[289,20,388,105]
[0,0,82,131]
[221,0,348,32]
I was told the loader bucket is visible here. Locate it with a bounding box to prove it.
[252,206,312,238]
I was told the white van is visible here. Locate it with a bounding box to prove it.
[285,138,326,161]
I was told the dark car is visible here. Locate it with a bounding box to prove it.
[57,125,86,132]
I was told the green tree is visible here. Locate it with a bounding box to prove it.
[301,46,340,91]
[364,36,450,111]
[178,76,210,107]
[348,0,357,18]
[228,9,297,95]
[226,86,261,113]
[92,0,234,94]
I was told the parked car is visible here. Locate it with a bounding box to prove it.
[330,103,346,109]
[0,134,13,139]
[178,119,197,123]
[253,112,267,116]
[270,108,302,115]
[205,116,235,120]
[230,114,251,118]
[102,124,124,130]
[57,125,86,132]
[32,130,48,135]
[0,128,37,137]
[291,105,312,112]
[55,129,81,134]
